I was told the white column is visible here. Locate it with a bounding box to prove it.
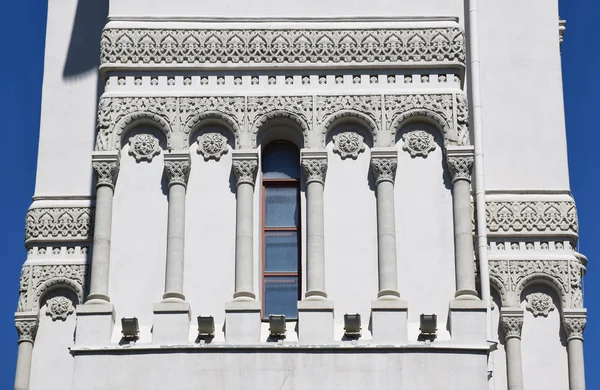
[500,308,525,390]
[370,148,400,298]
[87,152,119,303]
[563,309,587,390]
[301,150,328,298]
[162,153,190,301]
[14,313,38,390]
[225,151,261,344]
[446,146,478,300]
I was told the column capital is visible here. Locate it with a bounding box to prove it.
[563,308,587,341]
[14,312,38,343]
[446,146,474,183]
[301,149,328,185]
[370,148,398,184]
[164,152,191,187]
[500,307,524,340]
[92,152,120,188]
[232,150,259,186]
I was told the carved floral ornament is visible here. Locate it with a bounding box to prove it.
[232,159,258,185]
[95,94,468,152]
[301,158,328,184]
[197,133,229,161]
[486,200,578,236]
[100,27,466,67]
[15,318,38,342]
[401,130,436,157]
[526,292,555,317]
[371,157,398,184]
[332,132,365,159]
[45,296,75,321]
[500,315,523,339]
[128,133,160,162]
[25,207,94,244]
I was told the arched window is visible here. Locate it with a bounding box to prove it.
[261,141,301,319]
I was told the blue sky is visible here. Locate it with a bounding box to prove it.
[0,0,597,387]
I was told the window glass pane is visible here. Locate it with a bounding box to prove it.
[264,276,298,319]
[262,142,300,179]
[265,231,298,272]
[265,187,298,227]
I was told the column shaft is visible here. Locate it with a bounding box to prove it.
[89,185,114,300]
[14,341,33,390]
[164,182,187,299]
[234,181,255,298]
[452,179,477,295]
[505,337,525,390]
[305,180,326,297]
[375,180,399,296]
[567,338,586,390]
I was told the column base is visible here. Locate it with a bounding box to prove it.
[152,301,191,344]
[224,299,261,344]
[454,289,479,300]
[449,298,487,344]
[75,303,115,346]
[298,298,334,344]
[371,298,408,344]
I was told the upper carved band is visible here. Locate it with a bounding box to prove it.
[25,207,93,245]
[100,27,465,68]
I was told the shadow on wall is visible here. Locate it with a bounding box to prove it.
[63,0,109,78]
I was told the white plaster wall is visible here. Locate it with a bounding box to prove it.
[71,349,488,390]
[109,140,168,339]
[109,0,465,20]
[479,0,570,190]
[521,288,569,390]
[324,137,378,340]
[34,0,107,196]
[395,125,455,340]
[184,133,236,342]
[29,301,76,390]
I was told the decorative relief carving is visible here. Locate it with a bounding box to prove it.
[526,292,555,317]
[15,318,38,342]
[316,95,381,146]
[128,133,161,162]
[486,200,578,235]
[301,159,328,184]
[100,28,466,67]
[25,207,94,244]
[563,316,586,340]
[232,159,258,185]
[332,132,365,159]
[45,296,75,321]
[92,161,119,187]
[247,96,312,148]
[17,264,87,313]
[371,157,398,184]
[96,97,177,151]
[401,130,436,157]
[500,315,524,339]
[164,160,190,186]
[447,156,474,182]
[197,133,229,161]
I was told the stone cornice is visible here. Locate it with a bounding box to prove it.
[100,26,465,70]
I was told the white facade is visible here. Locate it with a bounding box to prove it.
[13,1,587,389]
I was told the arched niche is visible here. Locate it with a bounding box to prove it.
[257,120,306,151]
[326,121,373,161]
[116,117,170,152]
[190,125,235,162]
[186,115,239,151]
[120,124,167,163]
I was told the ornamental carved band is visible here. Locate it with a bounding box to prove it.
[301,159,328,184]
[100,27,466,67]
[447,156,473,182]
[233,160,258,186]
[25,207,94,244]
[92,161,119,187]
[563,317,586,340]
[15,319,38,343]
[500,315,524,340]
[371,157,398,184]
[486,200,578,236]
[164,160,190,186]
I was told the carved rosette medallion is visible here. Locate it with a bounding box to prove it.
[526,292,555,317]
[15,318,38,343]
[402,130,436,158]
[371,157,398,184]
[232,160,258,186]
[447,156,473,182]
[92,161,119,188]
[128,134,160,162]
[332,132,365,159]
[500,315,524,340]
[197,133,229,161]
[563,316,586,340]
[164,160,190,187]
[45,296,75,321]
[301,159,328,184]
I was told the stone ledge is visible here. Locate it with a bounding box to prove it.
[153,302,191,313]
[225,299,261,312]
[76,303,115,316]
[371,298,408,311]
[298,299,334,311]
[449,299,487,311]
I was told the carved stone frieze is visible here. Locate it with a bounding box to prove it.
[17,264,87,313]
[486,200,578,236]
[525,292,555,317]
[197,133,229,161]
[401,130,436,157]
[25,207,94,244]
[45,296,75,321]
[100,27,466,67]
[96,96,177,151]
[332,132,365,159]
[128,133,161,162]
